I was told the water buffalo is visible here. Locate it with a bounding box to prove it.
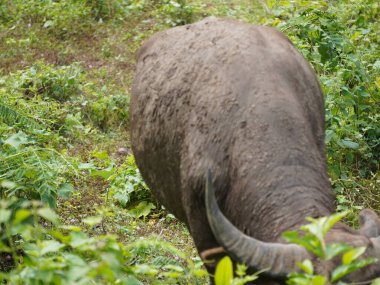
[130,17,380,283]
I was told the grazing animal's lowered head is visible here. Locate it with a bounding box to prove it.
[130,17,380,283]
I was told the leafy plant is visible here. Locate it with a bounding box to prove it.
[108,155,150,207]
[83,93,130,130]
[106,154,155,218]
[0,198,207,284]
[86,0,125,20]
[0,100,42,130]
[127,239,207,284]
[0,0,93,38]
[214,256,259,285]
[263,0,380,216]
[0,131,76,207]
[284,212,377,284]
[0,62,86,136]
[0,62,82,207]
[8,61,83,102]
[78,152,154,218]
[158,0,196,26]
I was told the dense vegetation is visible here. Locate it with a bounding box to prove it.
[0,0,379,284]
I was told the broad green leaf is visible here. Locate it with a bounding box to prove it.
[43,20,54,28]
[375,77,380,89]
[49,229,70,243]
[235,263,248,277]
[371,278,380,285]
[326,243,352,260]
[128,201,156,218]
[90,168,114,179]
[59,225,82,232]
[24,168,37,179]
[331,264,355,282]
[162,264,184,272]
[283,231,323,257]
[92,150,109,160]
[304,212,347,235]
[287,274,312,285]
[1,180,16,189]
[77,162,96,170]
[194,268,209,277]
[82,216,102,226]
[283,231,301,243]
[60,225,82,231]
[38,269,54,282]
[297,259,313,275]
[342,247,366,265]
[312,275,327,285]
[114,191,129,207]
[125,276,143,285]
[0,209,11,223]
[3,132,29,149]
[325,129,335,144]
[40,240,65,255]
[322,212,348,234]
[65,254,90,281]
[232,275,258,285]
[215,256,233,285]
[331,258,376,282]
[302,217,326,244]
[69,231,91,248]
[41,192,57,208]
[133,264,159,276]
[38,207,59,224]
[24,242,40,257]
[338,139,359,149]
[58,183,74,199]
[13,209,31,225]
[162,271,183,279]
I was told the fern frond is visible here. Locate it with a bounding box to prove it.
[152,255,178,267]
[0,99,42,129]
[127,238,187,260]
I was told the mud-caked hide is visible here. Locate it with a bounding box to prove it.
[131,18,380,284]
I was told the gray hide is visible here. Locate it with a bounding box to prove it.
[131,18,380,284]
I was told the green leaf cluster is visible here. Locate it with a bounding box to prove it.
[158,0,196,26]
[261,0,379,212]
[214,256,259,285]
[0,198,207,284]
[285,212,377,285]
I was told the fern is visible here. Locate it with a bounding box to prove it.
[152,255,178,267]
[127,238,187,260]
[0,145,76,207]
[0,99,42,129]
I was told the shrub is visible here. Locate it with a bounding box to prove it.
[0,62,81,207]
[83,93,129,130]
[0,61,88,138]
[79,153,154,218]
[0,198,207,284]
[8,61,83,103]
[0,130,75,207]
[108,155,154,218]
[262,0,380,213]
